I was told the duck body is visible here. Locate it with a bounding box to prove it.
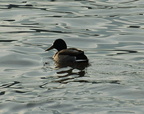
[46,39,88,64]
[53,48,88,63]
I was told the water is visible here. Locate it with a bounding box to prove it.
[0,0,144,113]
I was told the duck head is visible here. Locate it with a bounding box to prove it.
[46,39,67,51]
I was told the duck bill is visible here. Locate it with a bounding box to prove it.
[45,45,54,51]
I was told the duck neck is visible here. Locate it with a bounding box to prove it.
[57,46,67,51]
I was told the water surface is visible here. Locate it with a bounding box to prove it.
[0,0,144,113]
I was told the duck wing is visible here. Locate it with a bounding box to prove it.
[59,48,88,62]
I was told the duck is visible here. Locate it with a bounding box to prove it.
[45,39,88,64]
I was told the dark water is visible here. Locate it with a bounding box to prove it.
[0,0,144,113]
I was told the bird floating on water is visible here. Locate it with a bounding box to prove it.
[45,39,88,65]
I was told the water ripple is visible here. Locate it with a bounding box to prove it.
[0,0,144,113]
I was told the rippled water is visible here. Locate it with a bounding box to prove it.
[0,0,144,113]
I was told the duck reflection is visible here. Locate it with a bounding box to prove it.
[43,61,89,84]
[54,62,89,83]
